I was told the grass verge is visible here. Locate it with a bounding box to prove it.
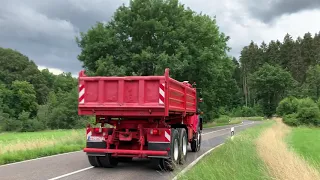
[244,116,266,121]
[256,118,320,180]
[0,129,85,165]
[203,118,242,128]
[286,126,320,170]
[179,120,274,180]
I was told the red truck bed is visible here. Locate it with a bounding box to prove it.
[78,68,197,117]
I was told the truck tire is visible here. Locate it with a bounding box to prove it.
[191,127,201,152]
[160,128,180,171]
[88,156,101,167]
[98,154,118,168]
[178,128,188,164]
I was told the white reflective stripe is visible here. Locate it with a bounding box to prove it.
[165,131,170,142]
[159,83,165,104]
[79,88,85,98]
[79,98,84,104]
[159,87,164,97]
[86,131,92,140]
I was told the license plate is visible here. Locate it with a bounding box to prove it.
[88,136,104,142]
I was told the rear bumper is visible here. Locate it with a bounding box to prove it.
[83,148,168,157]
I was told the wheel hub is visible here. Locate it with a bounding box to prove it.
[183,135,187,156]
[173,139,179,161]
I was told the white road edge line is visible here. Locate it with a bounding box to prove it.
[172,144,224,180]
[47,166,94,180]
[202,121,254,136]
[0,151,82,168]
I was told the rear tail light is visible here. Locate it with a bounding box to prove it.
[94,128,102,133]
[150,129,160,135]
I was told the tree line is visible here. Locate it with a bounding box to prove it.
[1,0,319,132]
[239,32,320,126]
[0,47,91,132]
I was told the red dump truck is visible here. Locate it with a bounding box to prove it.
[78,68,203,171]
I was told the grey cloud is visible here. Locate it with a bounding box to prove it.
[0,0,250,74]
[0,0,127,75]
[34,0,128,32]
[247,0,320,23]
[2,0,313,75]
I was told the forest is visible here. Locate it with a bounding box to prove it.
[240,32,320,126]
[0,0,319,132]
[0,47,91,131]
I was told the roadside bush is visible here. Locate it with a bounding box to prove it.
[1,118,23,131]
[318,97,320,110]
[283,113,299,126]
[216,115,230,123]
[230,107,241,117]
[296,98,320,126]
[252,104,264,116]
[240,106,256,116]
[218,107,230,116]
[74,116,94,129]
[36,104,49,129]
[21,119,45,132]
[276,97,299,116]
[230,106,261,117]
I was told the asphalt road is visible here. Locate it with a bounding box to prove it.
[0,120,261,180]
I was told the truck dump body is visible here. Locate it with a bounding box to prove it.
[78,68,197,117]
[79,68,203,171]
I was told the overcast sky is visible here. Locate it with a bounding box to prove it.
[1,0,320,76]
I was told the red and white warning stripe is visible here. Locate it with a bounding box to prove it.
[164,129,171,142]
[79,84,85,104]
[159,83,165,104]
[86,128,92,140]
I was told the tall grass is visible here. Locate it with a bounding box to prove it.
[0,129,85,165]
[286,127,320,170]
[245,117,266,121]
[256,118,320,180]
[180,121,274,180]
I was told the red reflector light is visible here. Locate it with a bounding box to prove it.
[150,129,160,135]
[94,128,102,133]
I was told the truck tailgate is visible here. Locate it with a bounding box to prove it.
[78,75,167,116]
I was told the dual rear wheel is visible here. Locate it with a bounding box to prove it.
[153,127,198,171]
[88,127,201,171]
[87,154,119,168]
[88,155,133,168]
